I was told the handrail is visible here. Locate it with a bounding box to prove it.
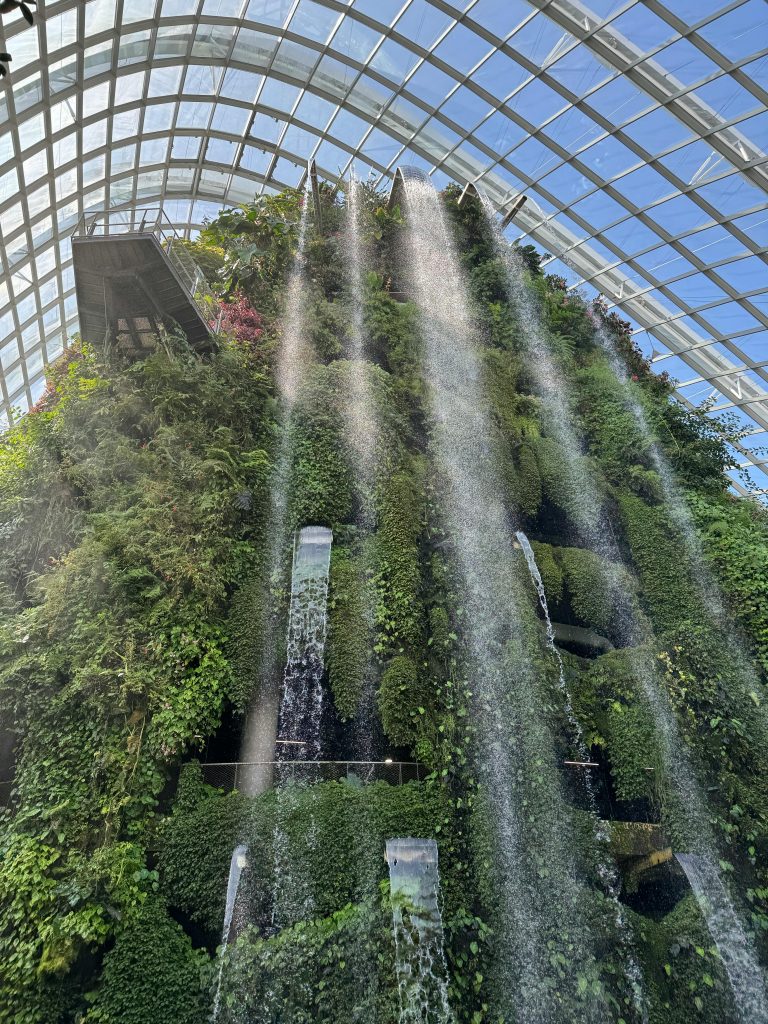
[199,759,427,791]
[73,208,220,332]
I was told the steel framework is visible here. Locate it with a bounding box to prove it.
[0,0,765,493]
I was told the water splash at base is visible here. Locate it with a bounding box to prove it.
[386,838,454,1024]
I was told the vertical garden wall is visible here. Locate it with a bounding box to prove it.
[0,180,766,1024]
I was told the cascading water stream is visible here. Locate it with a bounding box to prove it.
[343,172,379,505]
[477,195,767,1022]
[211,844,249,1022]
[593,322,768,742]
[341,173,380,761]
[516,529,647,1020]
[400,168,625,1024]
[270,527,332,938]
[275,525,333,761]
[676,854,768,1021]
[386,839,454,1024]
[515,530,571,719]
[239,179,313,797]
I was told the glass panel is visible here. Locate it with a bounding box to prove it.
[0,168,19,205]
[232,28,279,70]
[206,137,237,163]
[289,1,340,44]
[171,136,202,160]
[46,9,79,51]
[148,66,183,97]
[434,24,493,76]
[547,43,613,94]
[82,119,108,155]
[8,25,39,71]
[394,4,452,48]
[610,6,676,50]
[27,182,50,217]
[219,69,262,102]
[87,0,118,34]
[469,0,530,37]
[405,63,457,107]
[116,71,146,104]
[84,43,114,79]
[83,82,111,118]
[697,1,766,62]
[140,138,170,165]
[192,22,237,57]
[240,144,272,175]
[177,101,213,128]
[18,113,44,152]
[110,145,137,173]
[211,103,250,135]
[144,103,175,133]
[123,0,156,23]
[368,38,420,83]
[331,18,381,63]
[294,92,336,129]
[251,113,285,144]
[155,25,190,59]
[245,0,292,27]
[282,124,319,159]
[509,12,569,66]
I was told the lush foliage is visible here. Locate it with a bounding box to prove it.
[1,179,766,1024]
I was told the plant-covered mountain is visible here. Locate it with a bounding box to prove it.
[0,180,766,1023]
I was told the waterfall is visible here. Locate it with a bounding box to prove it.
[676,854,768,1021]
[343,172,379,502]
[270,527,332,937]
[515,530,571,719]
[475,194,764,1022]
[276,525,333,761]
[593,322,768,746]
[516,529,647,1019]
[276,180,314,405]
[211,844,249,1022]
[342,173,380,760]
[386,838,454,1024]
[399,168,622,1023]
[239,181,313,796]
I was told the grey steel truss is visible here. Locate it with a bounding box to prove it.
[0,0,766,495]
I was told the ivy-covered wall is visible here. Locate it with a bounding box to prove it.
[0,180,766,1023]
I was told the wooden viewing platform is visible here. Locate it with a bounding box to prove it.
[72,209,218,355]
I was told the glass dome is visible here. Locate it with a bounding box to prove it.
[0,0,765,494]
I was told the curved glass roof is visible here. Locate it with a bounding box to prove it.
[0,0,766,495]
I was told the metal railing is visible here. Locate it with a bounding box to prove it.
[200,760,426,792]
[73,208,220,330]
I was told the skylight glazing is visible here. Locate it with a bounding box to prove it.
[0,0,766,494]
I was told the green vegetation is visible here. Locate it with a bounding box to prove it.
[0,180,765,1023]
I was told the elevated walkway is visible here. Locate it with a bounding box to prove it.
[72,209,218,355]
[201,759,426,793]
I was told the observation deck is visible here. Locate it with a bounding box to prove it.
[71,209,218,355]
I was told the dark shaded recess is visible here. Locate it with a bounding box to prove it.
[318,674,391,763]
[523,493,578,548]
[551,622,614,658]
[0,723,16,806]
[623,867,689,919]
[201,703,245,764]
[520,554,615,657]
[600,753,659,825]
[166,903,215,954]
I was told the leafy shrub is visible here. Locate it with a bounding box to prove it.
[84,898,210,1024]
